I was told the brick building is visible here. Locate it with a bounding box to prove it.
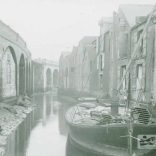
[58,4,156,106]
[59,37,97,93]
[96,17,112,98]
[129,15,156,104]
[111,4,153,101]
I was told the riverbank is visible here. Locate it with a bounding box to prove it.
[0,101,35,156]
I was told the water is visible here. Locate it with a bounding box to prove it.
[4,92,68,156]
[6,93,128,156]
[25,93,67,156]
[26,116,66,156]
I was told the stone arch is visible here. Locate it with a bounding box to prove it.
[53,69,59,87]
[1,46,17,97]
[46,68,52,91]
[19,54,25,95]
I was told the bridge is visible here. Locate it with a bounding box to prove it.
[32,59,59,92]
[0,20,32,99]
[0,20,58,101]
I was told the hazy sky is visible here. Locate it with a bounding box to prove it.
[0,0,155,62]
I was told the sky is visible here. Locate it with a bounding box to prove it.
[0,0,155,62]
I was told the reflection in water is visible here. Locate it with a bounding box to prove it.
[25,93,67,156]
[26,115,66,156]
[5,93,127,156]
[42,95,46,126]
[4,93,69,156]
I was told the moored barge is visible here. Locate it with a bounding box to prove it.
[65,102,156,156]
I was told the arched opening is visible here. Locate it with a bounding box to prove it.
[2,46,17,97]
[53,69,59,87]
[19,54,25,95]
[46,68,52,91]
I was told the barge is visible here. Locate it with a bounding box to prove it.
[65,102,156,156]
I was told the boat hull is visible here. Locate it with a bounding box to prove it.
[66,120,156,156]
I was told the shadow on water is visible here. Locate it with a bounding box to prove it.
[5,92,68,156]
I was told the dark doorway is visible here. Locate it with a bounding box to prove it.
[19,54,25,95]
[46,68,52,91]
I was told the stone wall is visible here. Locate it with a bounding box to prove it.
[0,20,32,99]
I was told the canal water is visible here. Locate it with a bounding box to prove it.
[5,92,70,156]
[25,93,67,156]
[4,92,129,156]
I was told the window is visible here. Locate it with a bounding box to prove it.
[100,74,103,89]
[137,30,143,41]
[7,53,11,84]
[121,65,126,90]
[100,54,103,71]
[137,30,143,53]
[136,64,143,90]
[100,53,104,71]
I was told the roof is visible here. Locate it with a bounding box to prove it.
[79,36,97,46]
[119,4,153,27]
[98,17,113,26]
[61,51,71,57]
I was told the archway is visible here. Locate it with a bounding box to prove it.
[19,54,25,95]
[2,46,17,97]
[46,68,52,91]
[53,69,59,87]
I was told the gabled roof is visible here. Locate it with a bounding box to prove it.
[61,51,71,58]
[119,4,153,27]
[102,17,113,23]
[98,17,113,25]
[79,36,97,46]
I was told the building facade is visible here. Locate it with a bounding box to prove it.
[96,17,112,98]
[129,17,156,104]
[59,37,97,94]
[59,4,156,107]
[111,4,153,102]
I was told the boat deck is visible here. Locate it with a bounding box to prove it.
[66,103,126,125]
